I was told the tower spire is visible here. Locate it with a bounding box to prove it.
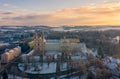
[34,32,38,39]
[41,31,45,40]
[64,35,66,40]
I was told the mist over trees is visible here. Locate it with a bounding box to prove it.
[47,30,120,57]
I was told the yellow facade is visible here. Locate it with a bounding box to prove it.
[69,39,80,43]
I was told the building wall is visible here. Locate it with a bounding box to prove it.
[45,43,87,53]
[45,43,60,51]
[1,46,21,63]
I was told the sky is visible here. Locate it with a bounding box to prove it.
[0,0,120,27]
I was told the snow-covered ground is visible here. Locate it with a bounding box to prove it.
[19,62,56,74]
[103,57,120,70]
[0,43,10,46]
[71,55,86,60]
[103,57,120,78]
[19,56,87,75]
[18,61,70,74]
[8,74,29,79]
[50,76,80,79]
[51,27,120,32]
[19,50,95,75]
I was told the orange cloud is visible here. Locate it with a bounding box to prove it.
[1,2,120,26]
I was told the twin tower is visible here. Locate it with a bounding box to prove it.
[33,32,46,56]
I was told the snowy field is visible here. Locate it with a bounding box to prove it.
[19,50,91,75]
[18,61,70,74]
[19,62,56,74]
[103,57,120,78]
[8,74,29,79]
[51,27,120,32]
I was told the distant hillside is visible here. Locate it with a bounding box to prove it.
[1,26,120,32]
[51,26,120,32]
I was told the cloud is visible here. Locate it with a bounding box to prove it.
[2,3,35,14]
[0,11,12,15]
[1,2,120,26]
[3,3,19,9]
[3,3,11,7]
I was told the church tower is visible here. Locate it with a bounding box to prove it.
[33,32,46,56]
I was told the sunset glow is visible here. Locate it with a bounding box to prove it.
[0,0,120,26]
